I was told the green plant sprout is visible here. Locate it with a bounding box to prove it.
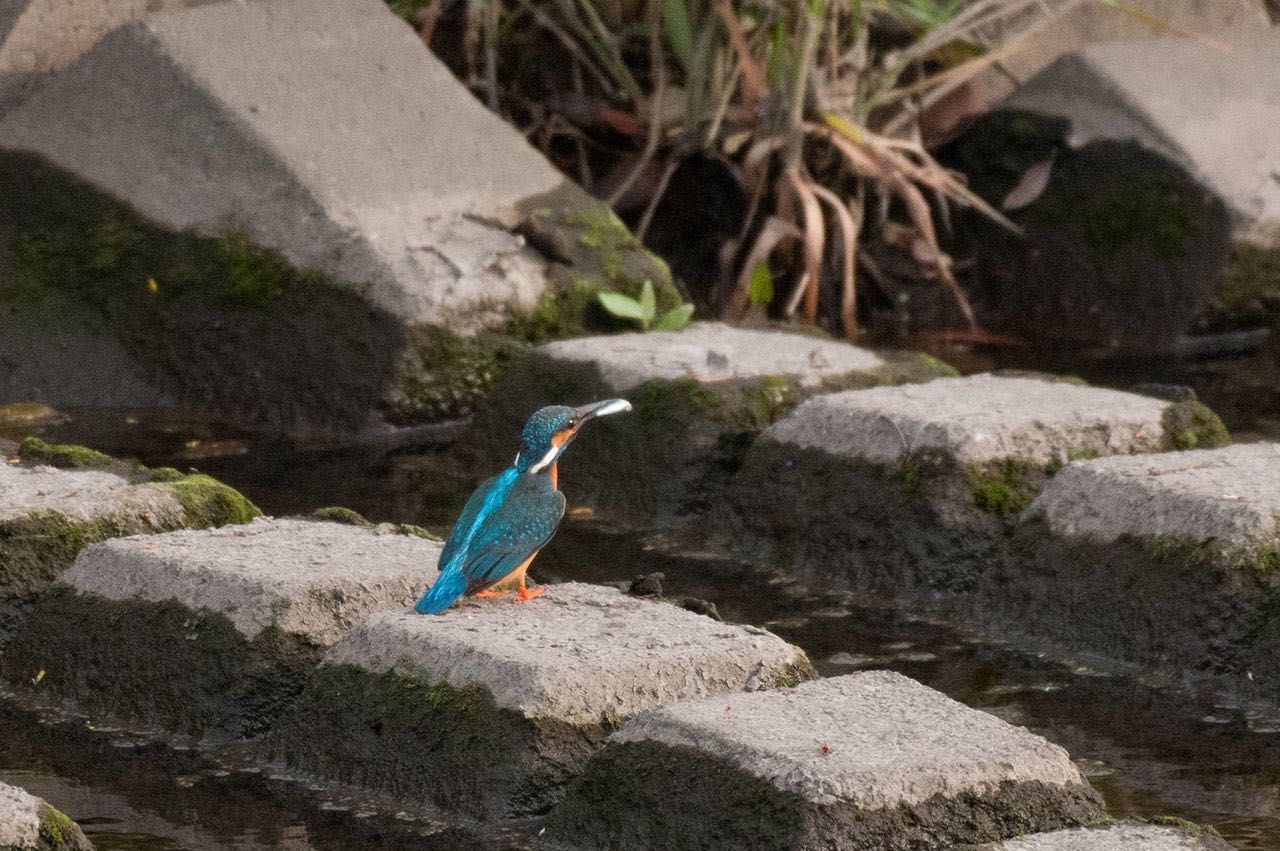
[598,279,695,331]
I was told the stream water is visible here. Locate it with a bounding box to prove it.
[4,408,1280,850]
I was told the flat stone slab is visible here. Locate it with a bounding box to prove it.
[0,462,236,598]
[730,374,1226,601]
[1028,442,1280,553]
[0,0,563,330]
[64,517,441,645]
[978,822,1233,851]
[1007,31,1280,245]
[273,582,813,818]
[990,443,1280,702]
[1,518,441,738]
[549,671,1103,850]
[765,374,1182,467]
[539,322,887,392]
[0,780,90,850]
[469,324,952,526]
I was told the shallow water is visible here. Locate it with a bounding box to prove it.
[5,410,1280,850]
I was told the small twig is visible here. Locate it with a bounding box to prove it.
[607,5,668,207]
[635,159,679,242]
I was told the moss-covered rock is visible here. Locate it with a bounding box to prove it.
[1160,399,1231,451]
[0,589,322,739]
[18,436,112,468]
[309,506,372,526]
[271,664,606,819]
[141,473,261,528]
[512,184,682,342]
[386,328,528,424]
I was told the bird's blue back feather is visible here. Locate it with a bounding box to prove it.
[414,468,520,614]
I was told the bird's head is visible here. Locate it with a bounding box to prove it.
[515,399,632,474]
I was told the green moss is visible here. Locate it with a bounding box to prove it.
[18,436,112,468]
[143,474,261,528]
[1218,241,1280,310]
[38,802,75,847]
[387,0,433,22]
[308,664,497,728]
[631,377,723,427]
[139,466,186,483]
[1160,400,1230,451]
[390,328,527,424]
[821,350,958,392]
[310,506,371,526]
[1145,815,1222,838]
[742,376,798,427]
[1083,177,1203,262]
[770,657,819,688]
[511,187,681,342]
[968,459,1038,518]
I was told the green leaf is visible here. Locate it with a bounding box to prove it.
[748,261,774,305]
[653,303,695,331]
[598,291,647,322]
[638,279,657,325]
[663,0,694,72]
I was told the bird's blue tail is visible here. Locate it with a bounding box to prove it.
[414,567,469,614]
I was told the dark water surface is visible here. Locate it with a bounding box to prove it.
[4,409,1280,850]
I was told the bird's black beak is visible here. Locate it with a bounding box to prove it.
[573,398,632,427]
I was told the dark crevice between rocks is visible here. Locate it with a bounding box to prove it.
[0,591,321,740]
[547,740,1104,851]
[269,664,607,822]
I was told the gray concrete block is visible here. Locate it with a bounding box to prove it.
[988,443,1280,704]
[540,322,888,393]
[0,518,441,738]
[0,780,91,850]
[0,0,563,330]
[1028,442,1280,553]
[64,517,441,645]
[273,582,814,818]
[0,463,182,597]
[730,374,1225,602]
[765,374,1175,467]
[1007,31,1280,246]
[549,671,1103,850]
[977,822,1233,851]
[468,325,953,528]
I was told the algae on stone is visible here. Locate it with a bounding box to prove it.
[18,436,112,468]
[142,473,261,528]
[1160,399,1231,451]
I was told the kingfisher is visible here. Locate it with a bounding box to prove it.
[414,399,632,614]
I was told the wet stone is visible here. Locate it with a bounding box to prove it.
[0,780,91,850]
[548,671,1104,850]
[0,518,440,738]
[975,822,1234,850]
[731,374,1226,602]
[272,582,814,819]
[468,323,952,528]
[0,463,185,598]
[992,443,1280,703]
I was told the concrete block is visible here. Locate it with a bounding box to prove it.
[976,822,1233,851]
[0,0,563,330]
[467,324,954,527]
[0,517,441,738]
[991,443,1280,703]
[0,461,255,598]
[272,582,814,819]
[1006,31,1280,246]
[0,780,91,850]
[549,671,1103,850]
[731,374,1226,600]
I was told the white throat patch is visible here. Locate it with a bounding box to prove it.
[528,445,560,474]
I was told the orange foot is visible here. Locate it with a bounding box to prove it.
[515,585,546,602]
[471,588,512,599]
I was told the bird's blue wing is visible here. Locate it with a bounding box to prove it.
[458,478,566,593]
[415,468,520,614]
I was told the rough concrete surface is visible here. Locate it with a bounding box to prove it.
[978,822,1234,850]
[0,0,563,329]
[539,322,886,391]
[0,463,182,526]
[325,582,810,724]
[1007,31,1280,244]
[0,779,91,850]
[765,374,1172,466]
[551,671,1102,850]
[1029,443,1280,551]
[64,517,442,645]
